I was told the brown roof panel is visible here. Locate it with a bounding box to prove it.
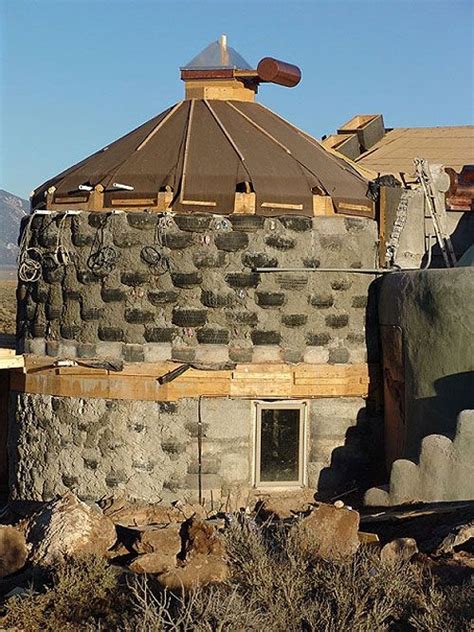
[33,99,374,215]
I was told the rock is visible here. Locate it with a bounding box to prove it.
[380,538,418,565]
[298,503,360,560]
[26,493,117,565]
[102,498,207,527]
[185,518,225,558]
[132,525,182,556]
[105,540,130,560]
[129,552,177,574]
[0,526,29,578]
[173,501,209,521]
[255,490,316,520]
[158,554,229,592]
[152,517,229,589]
[102,498,182,526]
[436,521,474,555]
[4,586,29,599]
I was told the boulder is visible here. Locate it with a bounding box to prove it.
[150,517,229,590]
[0,526,29,578]
[129,552,177,574]
[380,538,418,565]
[298,503,360,560]
[102,498,207,527]
[255,490,316,520]
[26,493,117,565]
[132,525,182,556]
[158,554,229,592]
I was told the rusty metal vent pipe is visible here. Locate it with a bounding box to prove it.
[257,57,302,87]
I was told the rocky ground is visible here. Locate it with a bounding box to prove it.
[0,280,16,338]
[0,492,472,630]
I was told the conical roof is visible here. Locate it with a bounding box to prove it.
[32,100,373,215]
[32,38,375,216]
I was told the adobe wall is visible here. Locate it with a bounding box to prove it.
[17,212,378,365]
[365,409,474,505]
[378,268,474,463]
[8,392,370,503]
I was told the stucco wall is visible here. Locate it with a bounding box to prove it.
[365,409,474,505]
[8,392,370,503]
[378,268,474,462]
[17,212,378,365]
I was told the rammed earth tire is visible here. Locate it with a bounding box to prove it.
[172,309,207,327]
[214,232,249,252]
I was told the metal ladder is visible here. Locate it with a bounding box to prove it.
[414,158,457,268]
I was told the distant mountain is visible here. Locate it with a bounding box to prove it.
[0,190,29,265]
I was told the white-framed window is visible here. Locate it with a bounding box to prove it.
[253,401,307,488]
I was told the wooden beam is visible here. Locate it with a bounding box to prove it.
[10,361,372,402]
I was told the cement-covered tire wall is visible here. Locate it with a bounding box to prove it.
[16,212,378,365]
[378,268,474,464]
[8,392,370,503]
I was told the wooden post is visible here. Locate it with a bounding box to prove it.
[312,195,335,216]
[157,191,174,211]
[46,186,56,208]
[234,192,256,214]
[87,184,104,211]
[0,371,10,497]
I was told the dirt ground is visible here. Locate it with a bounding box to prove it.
[0,280,17,337]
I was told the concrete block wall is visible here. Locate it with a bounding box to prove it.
[17,212,378,365]
[8,392,369,503]
[365,410,474,505]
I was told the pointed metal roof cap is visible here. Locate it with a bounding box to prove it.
[182,35,253,70]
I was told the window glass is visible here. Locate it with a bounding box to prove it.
[260,408,300,482]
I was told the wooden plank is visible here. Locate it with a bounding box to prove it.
[358,531,380,544]
[111,198,157,206]
[291,384,368,398]
[294,376,367,386]
[0,354,24,370]
[230,381,293,398]
[232,372,291,382]
[237,363,295,373]
[0,371,10,489]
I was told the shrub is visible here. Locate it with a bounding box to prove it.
[1,521,472,631]
[1,555,123,631]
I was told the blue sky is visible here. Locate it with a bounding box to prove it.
[1,0,473,199]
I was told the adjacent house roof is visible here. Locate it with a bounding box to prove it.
[356,126,474,174]
[32,100,374,215]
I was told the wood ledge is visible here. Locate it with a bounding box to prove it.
[9,359,374,402]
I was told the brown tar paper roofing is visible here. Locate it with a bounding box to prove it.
[32,100,373,215]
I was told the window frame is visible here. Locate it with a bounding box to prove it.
[253,400,308,488]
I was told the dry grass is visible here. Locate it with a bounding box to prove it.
[1,520,472,631]
[0,280,16,336]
